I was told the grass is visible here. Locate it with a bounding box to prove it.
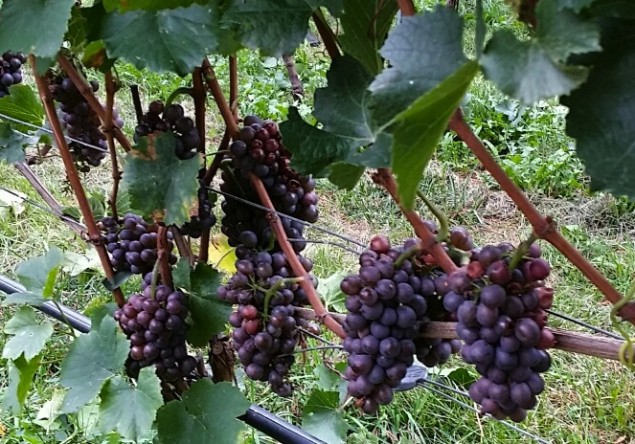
[2,1,635,443]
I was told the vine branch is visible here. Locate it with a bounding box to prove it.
[192,66,210,263]
[250,174,346,339]
[448,109,635,323]
[30,56,125,307]
[373,169,459,274]
[104,71,121,220]
[201,58,239,138]
[283,54,304,100]
[57,55,133,152]
[312,10,341,59]
[157,225,173,288]
[229,55,238,118]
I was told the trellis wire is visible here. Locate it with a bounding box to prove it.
[547,309,622,340]
[206,185,367,248]
[421,379,550,444]
[0,112,110,154]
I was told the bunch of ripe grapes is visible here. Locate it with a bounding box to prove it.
[0,51,26,97]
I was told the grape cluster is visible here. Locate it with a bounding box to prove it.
[341,235,434,414]
[115,285,197,381]
[218,250,314,396]
[220,115,318,252]
[0,51,26,97]
[49,74,123,171]
[134,101,200,160]
[101,214,177,275]
[179,184,216,239]
[443,238,554,422]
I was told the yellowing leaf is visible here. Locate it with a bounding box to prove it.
[208,234,237,274]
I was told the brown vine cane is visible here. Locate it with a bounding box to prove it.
[104,70,121,220]
[31,56,125,307]
[57,55,133,153]
[294,307,634,362]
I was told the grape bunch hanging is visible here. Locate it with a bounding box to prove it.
[442,239,554,422]
[219,115,320,395]
[221,115,318,253]
[115,283,197,381]
[48,73,124,171]
[179,184,217,239]
[134,101,200,160]
[0,51,26,97]
[101,214,177,275]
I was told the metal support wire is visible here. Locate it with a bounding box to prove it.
[547,309,622,340]
[421,379,550,444]
[0,274,325,444]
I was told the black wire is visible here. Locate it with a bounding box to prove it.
[546,309,622,340]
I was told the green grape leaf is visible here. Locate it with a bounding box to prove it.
[327,163,365,190]
[314,55,377,145]
[481,0,600,104]
[0,84,45,129]
[104,0,206,12]
[562,24,635,199]
[15,246,64,296]
[589,0,635,17]
[318,271,348,312]
[2,292,46,306]
[2,354,41,415]
[369,6,468,125]
[59,315,129,413]
[123,132,200,226]
[223,0,339,56]
[2,306,54,361]
[392,61,478,208]
[172,258,192,290]
[98,367,163,441]
[339,0,398,75]
[156,380,250,444]
[98,4,226,75]
[0,123,31,164]
[302,389,348,444]
[182,263,228,347]
[281,107,357,176]
[0,0,75,58]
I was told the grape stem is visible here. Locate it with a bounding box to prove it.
[394,244,422,268]
[448,109,635,323]
[416,189,449,242]
[191,66,210,262]
[508,232,538,271]
[312,9,341,59]
[164,87,194,109]
[129,85,144,125]
[229,55,239,118]
[57,55,133,152]
[262,277,304,320]
[201,58,239,138]
[30,56,125,307]
[282,53,304,100]
[104,71,121,220]
[170,226,195,266]
[373,169,459,274]
[250,174,346,339]
[157,225,173,288]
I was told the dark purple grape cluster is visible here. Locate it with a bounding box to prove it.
[0,51,26,97]
[134,101,200,160]
[49,74,123,171]
[218,250,315,396]
[115,285,197,381]
[179,184,216,239]
[443,238,554,422]
[220,115,318,252]
[341,235,433,414]
[101,214,177,275]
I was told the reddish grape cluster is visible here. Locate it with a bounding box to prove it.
[218,250,314,396]
[115,285,197,381]
[443,235,554,422]
[101,214,177,275]
[341,235,433,414]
